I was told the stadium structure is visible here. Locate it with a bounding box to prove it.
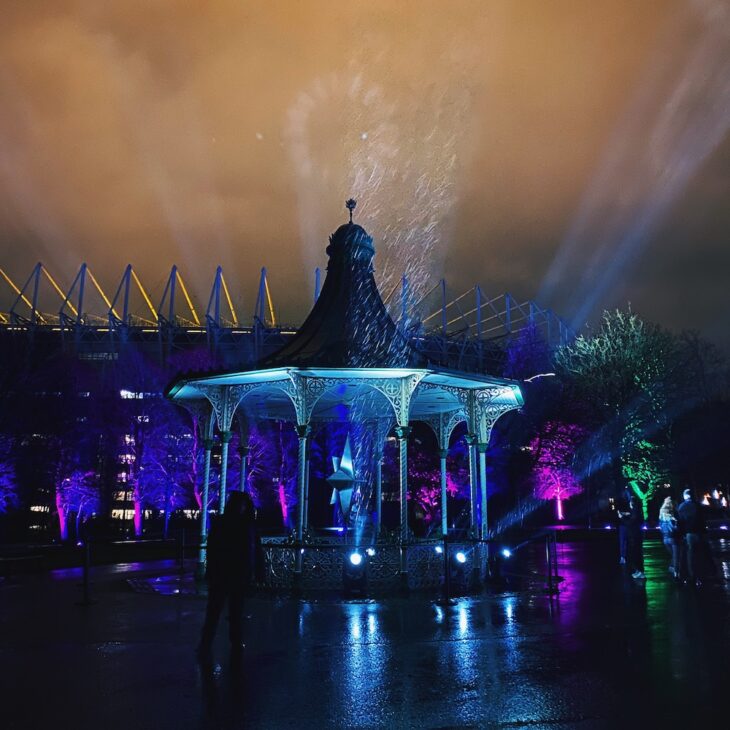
[1,260,573,370]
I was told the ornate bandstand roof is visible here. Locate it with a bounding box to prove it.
[166,201,524,442]
[259,206,420,369]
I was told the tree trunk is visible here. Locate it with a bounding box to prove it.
[134,498,143,537]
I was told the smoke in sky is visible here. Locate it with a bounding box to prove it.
[287,66,470,313]
[0,1,727,346]
[540,0,730,332]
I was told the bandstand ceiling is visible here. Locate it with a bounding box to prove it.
[167,367,523,424]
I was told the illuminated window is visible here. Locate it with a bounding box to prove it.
[120,390,144,399]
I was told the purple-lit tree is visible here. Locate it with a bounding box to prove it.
[274,421,299,529]
[530,421,586,521]
[408,442,469,528]
[167,347,222,511]
[410,463,440,521]
[378,427,471,534]
[56,470,101,540]
[114,347,176,536]
[226,425,283,510]
[137,425,194,537]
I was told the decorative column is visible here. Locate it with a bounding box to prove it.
[373,418,390,539]
[218,431,233,512]
[395,425,411,582]
[439,448,449,536]
[294,423,311,578]
[195,383,250,515]
[375,453,383,537]
[477,442,489,540]
[465,433,478,535]
[303,438,311,532]
[238,445,249,493]
[198,437,214,572]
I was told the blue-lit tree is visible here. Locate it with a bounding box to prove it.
[0,435,19,515]
[503,320,553,380]
[137,425,195,537]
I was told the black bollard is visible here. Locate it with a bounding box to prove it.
[179,529,186,576]
[545,536,555,594]
[436,534,456,606]
[443,535,451,600]
[77,541,96,606]
[544,533,560,595]
[178,529,186,595]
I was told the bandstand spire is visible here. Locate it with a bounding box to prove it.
[259,200,422,369]
[345,198,357,223]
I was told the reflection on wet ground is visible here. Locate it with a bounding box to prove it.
[2,538,729,729]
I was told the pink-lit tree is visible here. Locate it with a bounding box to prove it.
[378,430,470,531]
[530,421,586,521]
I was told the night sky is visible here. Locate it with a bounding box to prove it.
[0,1,728,348]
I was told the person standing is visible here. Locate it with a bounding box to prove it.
[627,496,646,580]
[197,491,258,660]
[677,488,706,586]
[616,491,631,565]
[658,496,680,578]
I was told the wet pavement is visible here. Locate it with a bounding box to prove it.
[2,538,729,729]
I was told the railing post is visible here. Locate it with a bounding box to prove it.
[218,431,233,512]
[443,534,451,601]
[294,424,311,586]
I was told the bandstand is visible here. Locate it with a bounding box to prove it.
[167,202,524,591]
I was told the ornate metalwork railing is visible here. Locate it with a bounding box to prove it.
[257,538,489,592]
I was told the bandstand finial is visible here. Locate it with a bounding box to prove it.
[345,198,357,223]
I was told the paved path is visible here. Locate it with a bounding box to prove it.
[2,540,729,729]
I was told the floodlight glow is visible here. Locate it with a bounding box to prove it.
[365,548,375,557]
[501,548,512,559]
[349,552,362,566]
[455,551,467,564]
[434,545,443,554]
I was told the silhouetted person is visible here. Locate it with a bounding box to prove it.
[198,491,258,660]
[659,496,679,577]
[615,488,631,565]
[627,496,645,580]
[677,488,705,586]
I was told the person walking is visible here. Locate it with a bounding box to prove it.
[658,496,680,578]
[677,488,706,586]
[197,491,258,660]
[627,495,646,580]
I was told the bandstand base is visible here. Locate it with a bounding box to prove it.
[257,538,488,595]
